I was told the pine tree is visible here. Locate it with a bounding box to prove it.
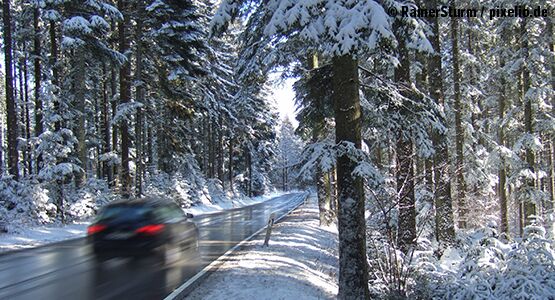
[3,0,20,180]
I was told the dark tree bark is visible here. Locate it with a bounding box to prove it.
[118,0,132,197]
[33,6,43,172]
[497,25,509,234]
[217,116,225,188]
[74,52,87,186]
[451,14,467,228]
[93,82,101,179]
[208,119,216,178]
[332,55,369,300]
[229,136,234,193]
[135,1,145,196]
[101,63,113,183]
[50,20,60,131]
[394,21,416,253]
[521,18,536,226]
[246,148,252,197]
[547,14,555,219]
[146,123,153,172]
[110,66,118,184]
[317,171,332,225]
[17,58,27,176]
[3,0,20,180]
[23,55,32,175]
[427,0,455,245]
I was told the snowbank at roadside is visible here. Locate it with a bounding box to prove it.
[186,196,338,300]
[184,191,292,216]
[0,222,89,252]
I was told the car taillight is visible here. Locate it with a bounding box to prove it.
[87,224,107,235]
[135,224,165,235]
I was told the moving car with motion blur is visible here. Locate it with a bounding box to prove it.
[87,197,199,263]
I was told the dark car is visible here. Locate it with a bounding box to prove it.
[87,197,199,263]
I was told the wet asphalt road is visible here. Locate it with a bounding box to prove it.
[0,192,307,300]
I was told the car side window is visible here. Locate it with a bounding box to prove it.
[154,206,172,222]
[156,205,185,222]
[169,204,186,221]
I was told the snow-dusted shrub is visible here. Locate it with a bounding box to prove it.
[0,176,116,231]
[0,178,57,231]
[145,171,209,208]
[66,178,113,221]
[417,224,555,300]
[492,226,555,299]
[207,178,225,202]
[367,229,412,298]
[366,173,438,299]
[251,170,271,196]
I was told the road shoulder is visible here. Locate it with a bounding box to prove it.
[186,196,338,300]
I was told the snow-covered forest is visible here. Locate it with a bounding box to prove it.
[2,0,555,298]
[0,0,306,229]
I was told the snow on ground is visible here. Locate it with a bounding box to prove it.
[0,222,89,252]
[186,196,338,300]
[0,191,289,253]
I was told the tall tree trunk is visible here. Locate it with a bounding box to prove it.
[18,56,30,176]
[547,13,555,227]
[247,148,252,197]
[332,55,369,300]
[229,137,234,193]
[316,164,328,225]
[49,19,63,218]
[33,7,43,172]
[3,0,19,180]
[118,0,132,197]
[203,118,209,175]
[208,119,216,178]
[331,167,338,214]
[451,15,466,228]
[93,83,101,179]
[218,116,225,189]
[498,82,509,235]
[521,18,536,226]
[394,21,416,253]
[74,52,87,186]
[498,32,509,234]
[102,63,113,183]
[135,2,145,196]
[110,66,118,184]
[23,57,31,175]
[427,0,455,245]
[50,21,60,131]
[307,52,332,225]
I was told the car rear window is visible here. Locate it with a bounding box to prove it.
[96,205,152,223]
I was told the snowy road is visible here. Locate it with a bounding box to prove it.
[0,192,307,300]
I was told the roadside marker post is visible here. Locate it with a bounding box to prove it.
[263,213,276,246]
